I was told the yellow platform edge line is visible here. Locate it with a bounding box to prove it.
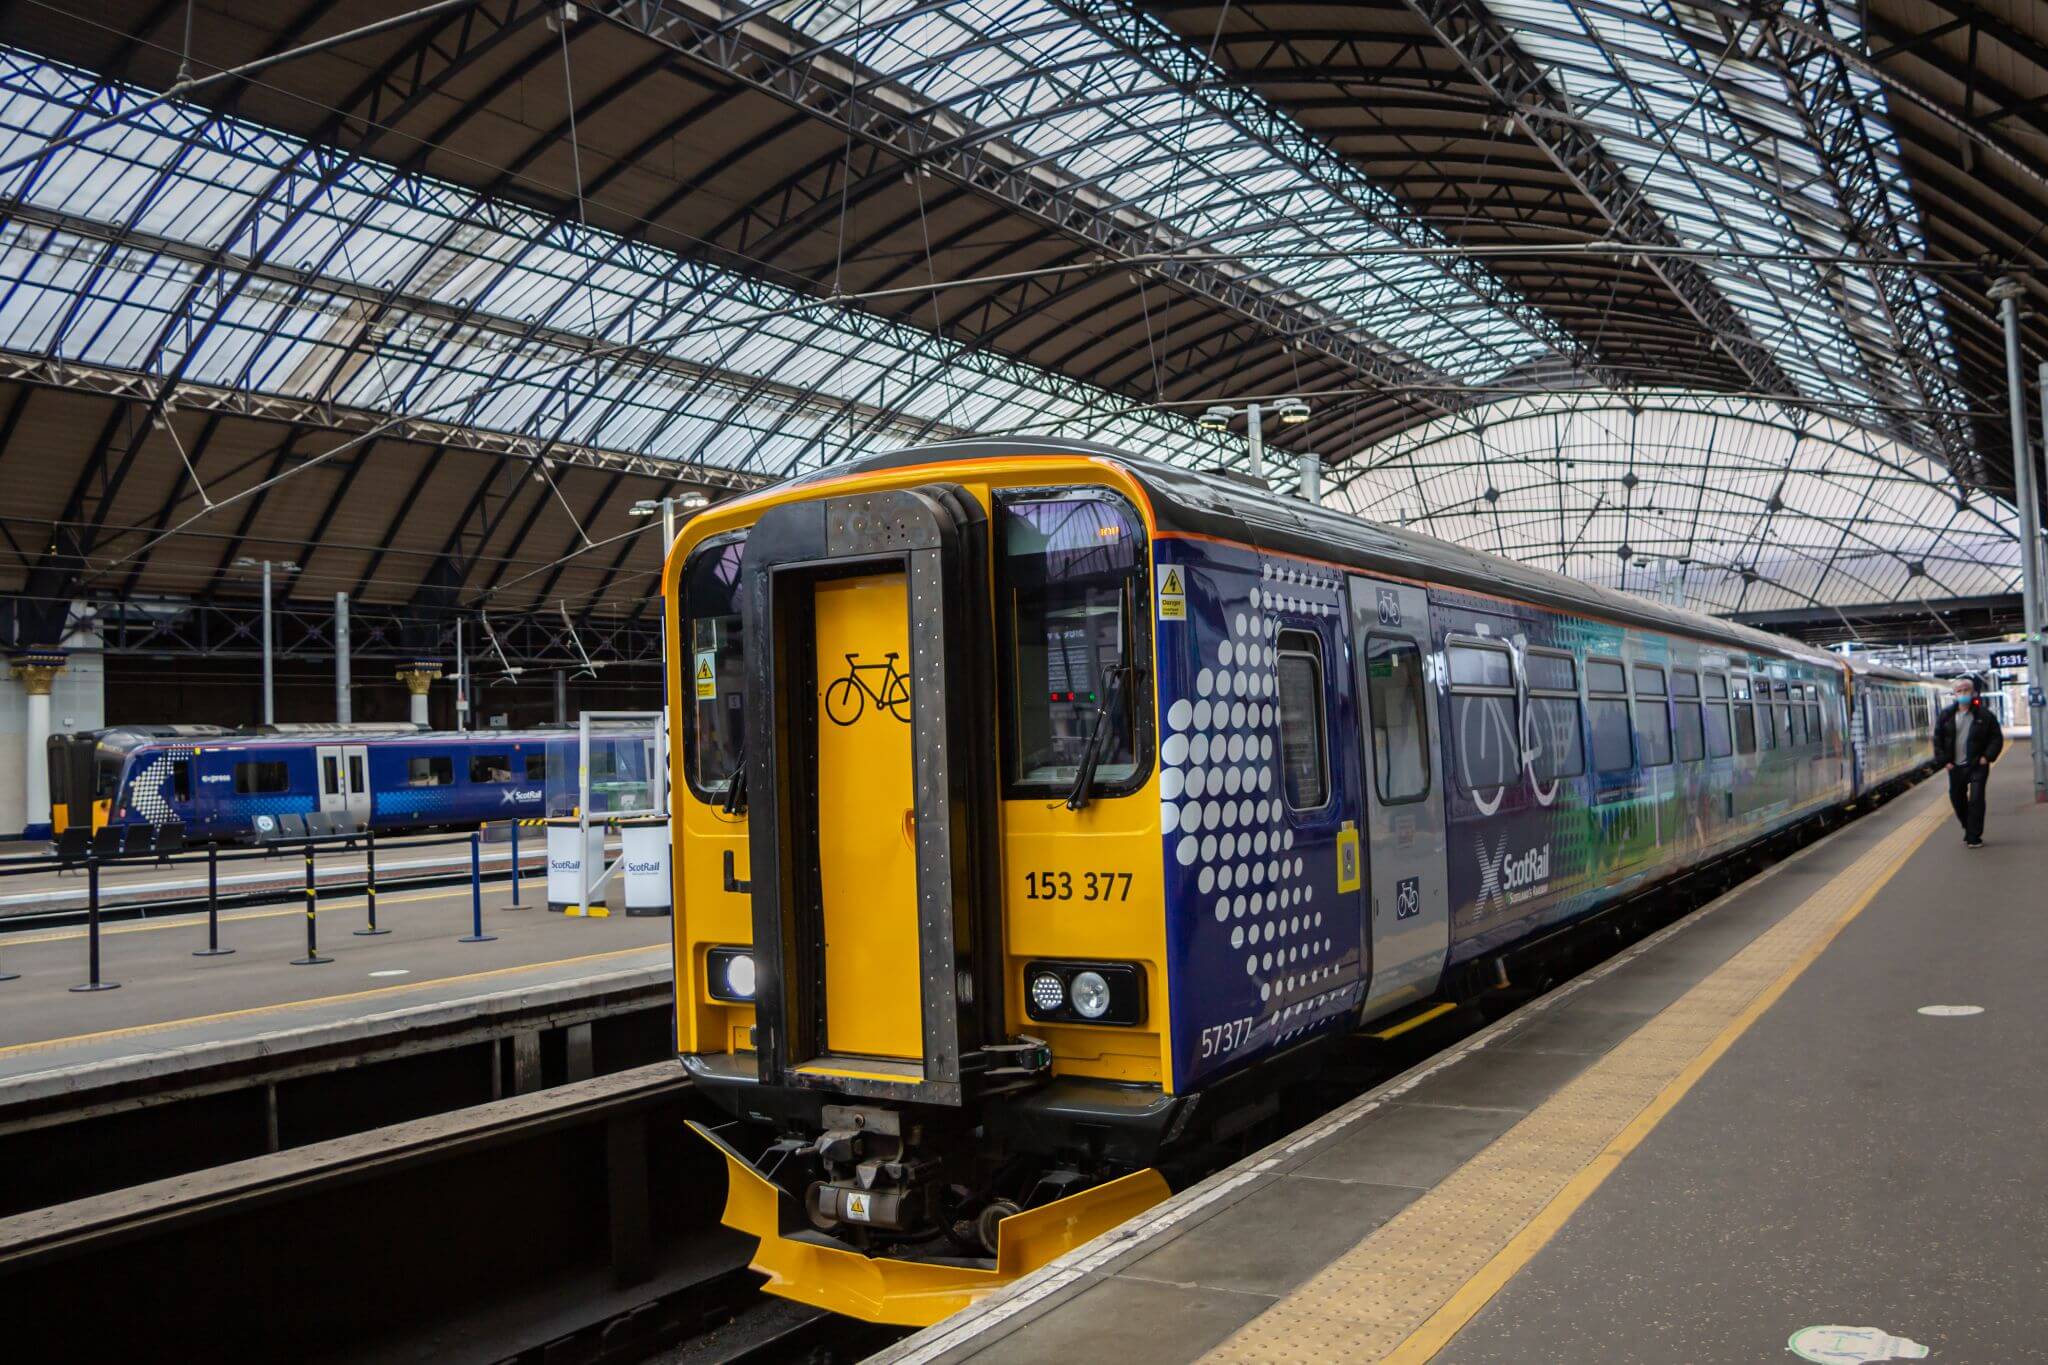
[0,943,664,1058]
[1380,801,1945,1364]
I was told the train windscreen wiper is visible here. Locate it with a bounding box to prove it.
[719,754,748,816]
[1063,660,1139,812]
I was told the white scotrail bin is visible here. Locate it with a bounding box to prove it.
[619,818,672,917]
[545,819,608,916]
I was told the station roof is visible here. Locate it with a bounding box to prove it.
[0,0,2039,633]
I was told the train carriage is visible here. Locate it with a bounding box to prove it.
[47,723,658,844]
[664,438,1939,1326]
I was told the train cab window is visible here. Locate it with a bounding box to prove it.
[1703,672,1734,758]
[469,753,514,783]
[234,760,289,794]
[407,755,453,787]
[998,493,1147,796]
[1587,658,1633,774]
[1277,630,1329,810]
[169,758,191,802]
[683,538,746,799]
[525,752,548,782]
[1731,674,1757,753]
[1633,664,1672,767]
[1364,636,1430,803]
[1526,649,1584,782]
[1672,670,1705,763]
[1448,641,1518,794]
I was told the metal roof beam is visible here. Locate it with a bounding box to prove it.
[1392,0,1800,404]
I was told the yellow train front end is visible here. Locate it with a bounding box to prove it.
[665,446,1174,1325]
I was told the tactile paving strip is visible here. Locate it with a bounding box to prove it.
[1203,796,1948,1364]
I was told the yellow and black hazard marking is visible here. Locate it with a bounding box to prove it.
[1156,562,1187,621]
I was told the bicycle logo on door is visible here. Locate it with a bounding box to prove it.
[824,652,912,726]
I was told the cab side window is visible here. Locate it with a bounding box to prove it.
[1277,631,1330,810]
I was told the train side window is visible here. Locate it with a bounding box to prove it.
[170,759,192,802]
[525,752,548,782]
[1586,658,1633,774]
[1755,679,1777,750]
[234,760,289,794]
[1703,672,1733,758]
[1672,669,1705,763]
[1276,631,1329,810]
[1364,635,1430,803]
[469,753,514,783]
[1731,675,1758,754]
[1785,687,1807,746]
[1448,640,1518,794]
[1633,664,1672,767]
[1526,649,1584,782]
[1773,681,1794,747]
[1805,688,1823,748]
[407,755,453,787]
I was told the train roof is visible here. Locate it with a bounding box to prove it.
[792,438,1851,672]
[1842,656,1944,685]
[67,723,653,750]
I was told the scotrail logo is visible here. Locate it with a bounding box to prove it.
[498,788,542,805]
[1474,833,1552,915]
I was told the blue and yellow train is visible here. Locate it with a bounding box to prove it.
[47,722,658,844]
[664,438,1944,1325]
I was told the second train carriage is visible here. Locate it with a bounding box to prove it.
[47,722,659,844]
[662,439,1939,1323]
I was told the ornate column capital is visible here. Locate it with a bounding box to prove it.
[394,660,443,698]
[9,648,67,697]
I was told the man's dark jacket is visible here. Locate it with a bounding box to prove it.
[1933,698,2004,767]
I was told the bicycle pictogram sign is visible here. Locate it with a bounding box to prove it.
[824,652,912,726]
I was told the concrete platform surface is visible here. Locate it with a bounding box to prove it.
[0,877,671,1083]
[883,750,2042,1365]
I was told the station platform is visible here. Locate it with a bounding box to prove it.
[884,747,2042,1365]
[0,878,670,1084]
[0,831,550,923]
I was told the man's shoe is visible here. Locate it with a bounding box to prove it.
[1965,840,1984,850]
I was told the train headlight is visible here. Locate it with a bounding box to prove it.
[1022,961,1145,1026]
[707,947,756,1002]
[1029,971,1066,1014]
[1070,971,1111,1020]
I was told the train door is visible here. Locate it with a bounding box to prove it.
[738,485,1003,1102]
[1347,577,1450,1016]
[315,744,372,827]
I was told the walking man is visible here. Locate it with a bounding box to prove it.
[1933,675,2003,848]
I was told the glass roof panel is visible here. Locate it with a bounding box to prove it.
[1331,392,2020,615]
[0,46,1246,479]
[770,0,1559,381]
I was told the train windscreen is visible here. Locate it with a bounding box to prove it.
[997,493,1145,795]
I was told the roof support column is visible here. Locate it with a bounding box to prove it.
[1991,277,2046,802]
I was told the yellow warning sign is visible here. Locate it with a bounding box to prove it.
[694,652,717,700]
[1156,564,1186,622]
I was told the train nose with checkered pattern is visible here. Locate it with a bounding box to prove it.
[664,438,1930,1328]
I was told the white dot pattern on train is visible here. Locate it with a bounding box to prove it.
[1161,563,1353,1045]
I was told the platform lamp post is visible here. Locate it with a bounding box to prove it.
[234,557,298,726]
[1991,277,2048,804]
[631,491,708,816]
[1198,399,1311,486]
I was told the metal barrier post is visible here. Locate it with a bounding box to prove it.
[194,840,234,957]
[69,855,119,991]
[292,841,332,965]
[461,831,495,943]
[509,820,521,907]
[354,826,387,937]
